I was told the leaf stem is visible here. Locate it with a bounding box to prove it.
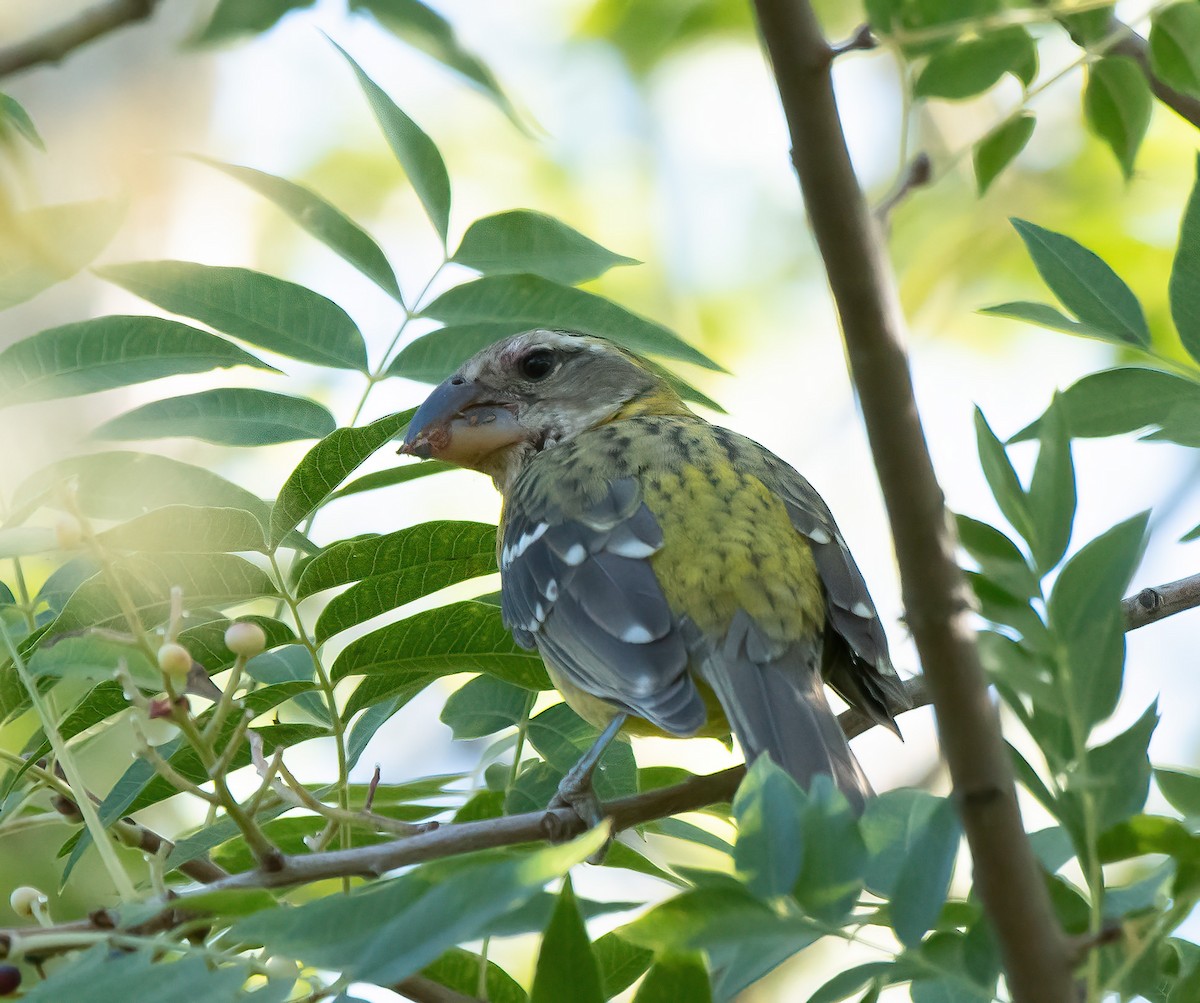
[0,621,137,901]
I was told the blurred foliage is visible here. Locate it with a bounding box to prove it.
[0,0,1199,1001]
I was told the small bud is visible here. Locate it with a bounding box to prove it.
[157,642,192,678]
[0,965,20,996]
[147,696,186,720]
[263,955,297,982]
[9,886,45,919]
[54,514,83,550]
[51,794,82,821]
[224,621,267,658]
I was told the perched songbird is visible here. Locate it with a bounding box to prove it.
[401,329,908,813]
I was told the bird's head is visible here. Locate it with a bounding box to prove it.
[399,329,690,489]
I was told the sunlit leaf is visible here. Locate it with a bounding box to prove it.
[421,948,528,1003]
[889,798,961,947]
[1156,767,1200,818]
[1084,56,1152,179]
[328,459,457,500]
[632,953,711,1003]
[334,41,451,242]
[195,156,403,301]
[731,756,805,900]
[440,674,531,739]
[270,410,412,546]
[0,93,45,151]
[421,274,722,371]
[0,316,273,408]
[20,945,248,1003]
[955,514,1039,600]
[178,614,295,672]
[530,878,604,1003]
[96,260,368,371]
[1025,396,1076,574]
[593,932,654,999]
[235,827,609,986]
[974,407,1034,546]
[1170,155,1200,365]
[451,210,638,285]
[979,299,1137,345]
[387,323,542,383]
[0,199,123,309]
[526,702,636,800]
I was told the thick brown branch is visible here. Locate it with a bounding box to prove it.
[745,2,1073,1001]
[392,976,484,1003]
[0,0,161,80]
[1122,572,1200,631]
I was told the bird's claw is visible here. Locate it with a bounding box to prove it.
[548,770,611,864]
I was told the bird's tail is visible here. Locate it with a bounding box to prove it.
[695,618,871,813]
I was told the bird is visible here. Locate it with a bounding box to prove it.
[399,328,908,818]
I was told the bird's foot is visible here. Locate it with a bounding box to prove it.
[548,766,611,864]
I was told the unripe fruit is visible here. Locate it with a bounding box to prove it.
[157,642,192,678]
[263,955,297,982]
[9,886,44,919]
[0,965,20,995]
[224,621,267,658]
[54,514,83,550]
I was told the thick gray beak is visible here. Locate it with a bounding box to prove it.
[399,377,527,467]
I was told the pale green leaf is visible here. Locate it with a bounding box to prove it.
[96,505,268,553]
[973,114,1035,194]
[1150,4,1200,100]
[1084,56,1153,179]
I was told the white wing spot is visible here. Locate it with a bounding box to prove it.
[544,579,559,602]
[621,624,654,644]
[851,601,874,618]
[807,528,832,544]
[563,543,587,566]
[606,537,658,559]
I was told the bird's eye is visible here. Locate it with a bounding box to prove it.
[520,349,555,381]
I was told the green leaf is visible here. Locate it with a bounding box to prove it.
[96,505,267,554]
[0,199,124,309]
[1010,219,1149,346]
[793,776,867,923]
[632,953,712,1003]
[732,756,805,900]
[421,274,722,371]
[270,410,412,546]
[974,407,1034,545]
[0,315,272,408]
[915,27,1036,99]
[51,553,278,634]
[178,615,294,672]
[20,945,248,1003]
[861,789,945,897]
[1156,767,1200,817]
[1047,512,1149,730]
[236,827,609,986]
[1170,154,1200,365]
[1086,701,1158,832]
[593,932,654,999]
[530,878,604,1003]
[974,114,1035,194]
[96,260,368,370]
[808,963,895,1003]
[334,602,550,716]
[12,451,269,525]
[27,635,157,686]
[298,522,495,599]
[195,156,401,301]
[451,210,638,285]
[979,300,1138,345]
[889,798,961,947]
[348,0,525,131]
[333,41,451,242]
[387,322,535,382]
[0,93,45,151]
[422,948,528,1003]
[441,675,531,739]
[527,703,637,800]
[1025,396,1076,573]
[94,388,336,445]
[1150,4,1200,100]
[328,459,456,500]
[1084,55,1153,179]
[190,0,315,44]
[1012,367,1200,444]
[955,514,1039,599]
[1060,8,1114,46]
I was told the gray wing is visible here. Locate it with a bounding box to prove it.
[763,457,910,729]
[500,476,705,735]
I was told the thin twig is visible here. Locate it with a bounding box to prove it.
[875,152,932,223]
[746,2,1073,1000]
[830,23,876,57]
[0,0,161,80]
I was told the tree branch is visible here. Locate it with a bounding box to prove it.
[1107,22,1200,131]
[745,2,1073,1001]
[0,0,161,80]
[1122,572,1200,631]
